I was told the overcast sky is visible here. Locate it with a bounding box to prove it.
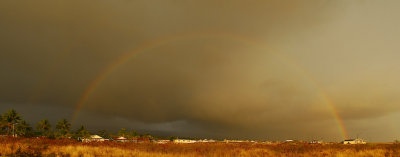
[1,0,400,142]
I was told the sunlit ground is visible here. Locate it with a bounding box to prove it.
[1,137,399,157]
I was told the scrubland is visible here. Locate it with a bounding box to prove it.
[1,137,399,157]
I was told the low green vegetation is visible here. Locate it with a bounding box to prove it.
[0,109,155,140]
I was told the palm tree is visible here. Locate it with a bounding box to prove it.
[36,119,52,137]
[55,119,71,138]
[0,113,6,134]
[97,130,110,139]
[117,128,127,137]
[15,120,32,137]
[74,125,90,140]
[2,109,22,136]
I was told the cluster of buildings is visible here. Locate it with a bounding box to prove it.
[81,135,151,143]
[80,135,217,144]
[80,135,367,145]
[171,139,216,143]
[342,138,367,144]
[223,139,257,143]
[281,138,367,145]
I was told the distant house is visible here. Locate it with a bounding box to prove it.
[207,139,216,142]
[198,139,216,143]
[81,135,107,142]
[284,139,296,143]
[224,139,246,143]
[173,139,197,143]
[283,139,304,144]
[309,140,323,144]
[262,141,273,144]
[112,136,129,142]
[155,140,170,144]
[343,139,366,144]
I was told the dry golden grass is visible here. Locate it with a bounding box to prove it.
[1,137,400,157]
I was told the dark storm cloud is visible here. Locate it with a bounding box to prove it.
[1,0,400,141]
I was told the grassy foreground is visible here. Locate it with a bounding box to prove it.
[1,137,400,157]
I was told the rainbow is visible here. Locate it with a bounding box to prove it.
[71,32,348,139]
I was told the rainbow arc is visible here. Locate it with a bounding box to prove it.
[71,32,348,139]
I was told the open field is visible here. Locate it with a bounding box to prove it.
[1,137,400,157]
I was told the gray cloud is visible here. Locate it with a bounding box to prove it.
[1,0,400,141]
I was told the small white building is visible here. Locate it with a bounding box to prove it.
[112,136,129,142]
[173,139,197,143]
[155,140,170,144]
[262,141,273,144]
[309,140,323,144]
[81,135,106,142]
[198,139,216,143]
[343,139,366,144]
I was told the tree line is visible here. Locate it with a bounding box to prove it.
[0,109,154,140]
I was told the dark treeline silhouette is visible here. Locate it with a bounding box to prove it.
[0,109,160,140]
